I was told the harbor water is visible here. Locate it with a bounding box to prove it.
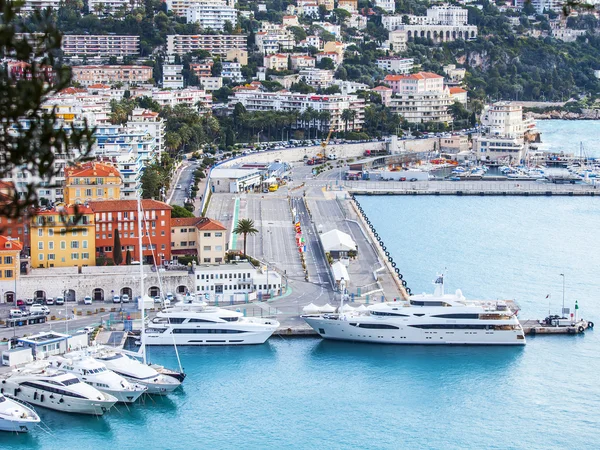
[4,123,600,449]
[536,120,600,157]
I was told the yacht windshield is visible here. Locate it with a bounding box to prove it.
[61,377,81,386]
[0,395,5,403]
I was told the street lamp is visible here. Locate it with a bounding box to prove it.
[560,273,565,316]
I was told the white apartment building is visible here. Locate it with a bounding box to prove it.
[16,0,60,14]
[71,65,153,87]
[299,2,319,17]
[384,30,408,52]
[291,55,316,71]
[298,68,334,89]
[194,262,283,302]
[374,0,395,13]
[516,0,561,13]
[167,0,235,16]
[376,57,414,74]
[313,22,341,37]
[473,102,536,162]
[221,61,243,82]
[162,64,184,89]
[255,30,295,54]
[264,54,289,71]
[88,0,141,15]
[426,5,469,26]
[383,24,477,42]
[167,34,247,56]
[186,1,237,32]
[125,108,165,156]
[151,88,213,110]
[62,35,140,57]
[199,77,223,91]
[229,91,365,132]
[346,13,367,30]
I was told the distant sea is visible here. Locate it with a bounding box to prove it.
[3,122,600,450]
[536,120,600,157]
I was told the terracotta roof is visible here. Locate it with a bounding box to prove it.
[0,181,15,190]
[172,217,226,230]
[373,86,392,91]
[88,83,111,89]
[449,87,467,94]
[0,236,23,251]
[89,200,172,212]
[384,72,443,81]
[37,205,94,215]
[65,161,122,179]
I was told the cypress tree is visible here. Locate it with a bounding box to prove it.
[113,229,123,265]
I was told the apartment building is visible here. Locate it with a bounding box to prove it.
[199,77,223,91]
[0,211,29,257]
[426,5,469,26]
[151,88,212,110]
[255,30,295,54]
[229,90,365,132]
[186,1,237,32]
[64,161,122,205]
[16,0,60,14]
[88,0,141,15]
[385,30,408,52]
[190,61,213,78]
[171,217,227,264]
[167,35,247,56]
[376,57,414,74]
[162,64,184,89]
[220,62,243,83]
[125,108,165,156]
[166,0,235,16]
[384,72,445,94]
[30,206,96,268]
[0,237,23,303]
[338,0,358,11]
[226,48,248,65]
[374,0,395,12]
[291,55,316,71]
[61,35,140,57]
[71,65,153,87]
[90,200,172,265]
[372,86,393,106]
[298,68,334,89]
[264,54,288,71]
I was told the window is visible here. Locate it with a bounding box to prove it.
[161,244,166,250]
[204,232,211,237]
[48,242,54,250]
[71,241,79,249]
[38,229,43,237]
[5,270,13,278]
[181,242,187,247]
[82,229,88,236]
[4,256,12,264]
[83,241,88,249]
[48,254,55,260]
[216,246,223,251]
[204,258,211,263]
[48,229,54,236]
[215,232,223,237]
[86,189,92,197]
[181,228,187,233]
[60,241,66,250]
[161,231,165,236]
[38,242,44,250]
[39,254,44,260]
[71,253,79,260]
[72,230,77,236]
[203,246,211,251]
[189,241,196,246]
[161,220,165,226]
[82,253,89,259]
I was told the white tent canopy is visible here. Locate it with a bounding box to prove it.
[320,229,357,253]
[319,304,336,313]
[302,303,320,314]
[356,304,368,311]
[331,261,350,283]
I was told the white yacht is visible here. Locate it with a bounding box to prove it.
[47,355,147,403]
[302,276,526,345]
[145,301,280,346]
[0,366,118,415]
[91,348,181,395]
[0,393,40,433]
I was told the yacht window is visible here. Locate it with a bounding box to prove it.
[432,314,480,319]
[189,318,216,323]
[61,377,81,386]
[21,381,86,399]
[167,318,186,324]
[410,300,451,307]
[371,311,409,317]
[349,323,399,329]
[219,317,239,322]
[409,324,489,330]
[172,329,246,334]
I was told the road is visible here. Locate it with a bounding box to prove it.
[168,163,197,206]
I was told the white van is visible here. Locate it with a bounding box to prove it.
[30,305,50,315]
[113,295,121,303]
[327,154,337,160]
[121,294,130,303]
[83,296,92,305]
[9,309,25,318]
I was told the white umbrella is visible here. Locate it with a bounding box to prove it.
[302,303,320,314]
[319,303,336,313]
[356,304,368,311]
[340,304,355,312]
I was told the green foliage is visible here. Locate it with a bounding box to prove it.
[233,218,259,258]
[290,81,316,94]
[317,57,335,70]
[171,204,195,218]
[0,3,95,218]
[125,249,132,265]
[178,255,198,266]
[113,229,123,265]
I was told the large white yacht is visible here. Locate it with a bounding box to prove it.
[90,348,181,395]
[0,366,118,415]
[0,393,40,433]
[302,276,526,345]
[144,300,280,346]
[47,355,148,403]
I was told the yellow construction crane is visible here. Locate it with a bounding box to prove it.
[318,127,335,159]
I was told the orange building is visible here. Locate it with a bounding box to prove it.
[89,200,172,265]
[64,161,123,205]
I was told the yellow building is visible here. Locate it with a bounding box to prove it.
[0,236,22,303]
[30,206,95,268]
[64,161,122,205]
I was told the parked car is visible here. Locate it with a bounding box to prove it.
[83,326,95,334]
[166,293,174,302]
[45,297,54,305]
[9,309,26,319]
[153,296,162,304]
[30,305,50,316]
[16,299,25,307]
[83,296,93,305]
[55,296,65,305]
[112,295,121,303]
[163,298,171,308]
[121,294,130,303]
[25,298,34,305]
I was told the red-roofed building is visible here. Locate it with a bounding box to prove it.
[171,217,227,264]
[0,235,23,302]
[64,161,123,205]
[372,85,393,106]
[384,71,445,94]
[90,200,172,265]
[291,55,316,70]
[264,54,289,71]
[449,86,468,105]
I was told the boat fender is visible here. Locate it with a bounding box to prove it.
[0,388,3,394]
[388,256,393,262]
[588,321,594,329]
[385,251,390,257]
[578,326,585,333]
[567,328,574,334]
[394,267,400,273]
[406,288,412,295]
[402,280,407,287]
[391,261,397,268]
[530,328,536,335]
[374,233,379,239]
[397,273,403,280]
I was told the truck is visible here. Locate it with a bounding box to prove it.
[364,149,388,157]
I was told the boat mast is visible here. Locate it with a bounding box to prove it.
[137,193,147,364]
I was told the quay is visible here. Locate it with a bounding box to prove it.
[345,180,599,196]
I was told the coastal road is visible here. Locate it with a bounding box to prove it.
[168,163,197,207]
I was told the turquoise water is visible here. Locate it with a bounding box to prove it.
[537,120,600,157]
[4,196,599,449]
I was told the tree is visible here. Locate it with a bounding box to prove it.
[0,4,95,219]
[126,249,132,265]
[341,109,353,132]
[212,58,223,77]
[113,229,123,265]
[171,204,195,218]
[317,57,335,70]
[233,218,258,258]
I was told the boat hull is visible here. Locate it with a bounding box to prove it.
[144,328,277,346]
[100,387,146,403]
[0,417,39,433]
[303,317,526,345]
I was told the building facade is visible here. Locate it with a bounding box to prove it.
[71,66,153,87]
[162,64,184,89]
[61,35,140,57]
[171,217,227,264]
[376,57,414,74]
[185,2,237,32]
[64,161,122,205]
[167,34,247,56]
[0,236,22,303]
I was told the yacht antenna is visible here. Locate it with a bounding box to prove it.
[137,193,147,365]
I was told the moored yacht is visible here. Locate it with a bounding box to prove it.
[302,276,525,345]
[91,348,181,395]
[0,393,40,432]
[48,355,147,403]
[145,300,280,346]
[0,366,118,415]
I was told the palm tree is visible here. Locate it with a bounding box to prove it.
[341,109,353,132]
[233,218,259,259]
